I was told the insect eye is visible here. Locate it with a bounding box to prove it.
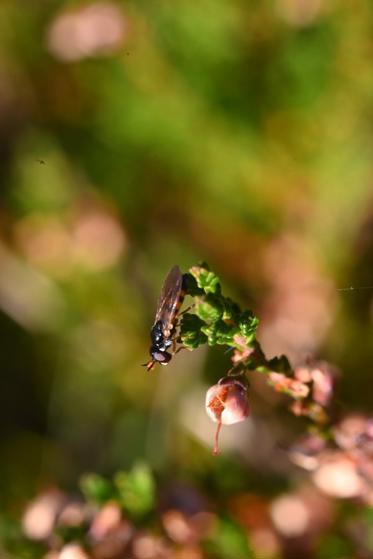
[160,352,172,365]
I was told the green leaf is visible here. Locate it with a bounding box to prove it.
[195,295,223,322]
[80,473,114,504]
[190,265,221,294]
[183,273,205,297]
[204,516,254,559]
[363,507,373,551]
[0,517,46,559]
[316,534,355,559]
[238,310,259,339]
[114,462,155,519]
[201,320,238,346]
[221,297,241,322]
[363,506,373,524]
[180,313,208,349]
[55,524,85,544]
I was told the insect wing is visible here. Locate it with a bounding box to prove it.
[154,266,183,331]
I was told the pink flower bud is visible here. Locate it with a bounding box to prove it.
[205,378,250,455]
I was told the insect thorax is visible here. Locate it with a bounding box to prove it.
[150,321,172,352]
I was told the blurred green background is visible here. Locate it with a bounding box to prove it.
[0,0,372,557]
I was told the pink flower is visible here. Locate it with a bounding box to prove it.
[268,372,309,399]
[311,367,334,406]
[205,378,250,455]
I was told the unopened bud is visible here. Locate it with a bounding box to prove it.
[205,378,249,455]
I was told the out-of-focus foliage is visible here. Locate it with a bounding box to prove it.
[0,0,373,557]
[1,460,372,559]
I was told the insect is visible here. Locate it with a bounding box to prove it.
[145,266,188,371]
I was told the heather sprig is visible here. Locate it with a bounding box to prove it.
[177,263,333,452]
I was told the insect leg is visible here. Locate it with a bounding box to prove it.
[179,304,195,316]
[172,337,177,353]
